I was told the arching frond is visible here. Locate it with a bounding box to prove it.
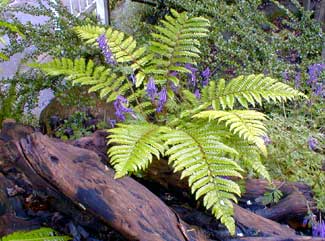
[225,136,271,181]
[74,25,150,86]
[108,123,166,178]
[163,125,242,235]
[194,110,268,156]
[147,9,210,85]
[201,74,306,110]
[31,58,135,103]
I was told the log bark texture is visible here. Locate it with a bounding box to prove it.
[0,121,207,241]
[73,131,312,238]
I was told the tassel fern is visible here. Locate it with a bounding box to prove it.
[1,228,71,241]
[31,9,307,235]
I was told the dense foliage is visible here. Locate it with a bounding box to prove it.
[156,0,323,81]
[0,0,99,124]
[33,9,305,234]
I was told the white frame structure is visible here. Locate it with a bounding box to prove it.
[64,0,109,25]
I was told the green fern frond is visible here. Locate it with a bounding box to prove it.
[148,9,210,85]
[202,74,306,110]
[163,125,242,234]
[74,25,149,87]
[73,25,105,45]
[194,110,268,156]
[31,58,137,103]
[108,123,166,178]
[1,227,71,241]
[227,137,271,181]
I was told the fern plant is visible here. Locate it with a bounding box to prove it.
[33,9,305,235]
[1,227,71,241]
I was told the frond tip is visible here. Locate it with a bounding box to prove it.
[202,74,307,110]
[108,123,166,178]
[194,110,268,156]
[163,125,243,235]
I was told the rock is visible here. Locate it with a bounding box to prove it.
[39,94,115,135]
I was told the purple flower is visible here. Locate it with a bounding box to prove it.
[194,89,201,99]
[113,95,134,121]
[130,74,136,85]
[294,72,301,89]
[201,67,211,86]
[169,71,178,77]
[308,64,325,85]
[314,83,324,97]
[146,77,157,101]
[170,81,179,94]
[307,64,325,97]
[157,87,167,113]
[281,71,290,83]
[308,137,318,151]
[312,220,325,237]
[108,119,116,128]
[97,34,116,65]
[262,135,272,146]
[185,63,198,87]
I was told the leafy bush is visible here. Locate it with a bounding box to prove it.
[152,0,323,81]
[265,113,325,211]
[33,9,305,235]
[0,0,99,124]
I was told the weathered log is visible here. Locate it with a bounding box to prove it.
[0,172,42,236]
[238,236,325,241]
[233,205,296,237]
[255,191,312,222]
[0,122,208,241]
[73,131,304,238]
[0,121,121,239]
[242,179,314,202]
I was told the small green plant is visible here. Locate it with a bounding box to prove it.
[265,113,325,211]
[1,227,71,241]
[55,112,94,140]
[33,9,305,234]
[261,186,284,205]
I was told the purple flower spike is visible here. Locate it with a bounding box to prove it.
[202,67,211,86]
[281,71,290,83]
[169,71,178,77]
[262,135,272,146]
[108,119,116,128]
[312,220,325,238]
[113,95,134,121]
[130,74,136,85]
[308,137,318,151]
[185,63,198,87]
[157,87,167,113]
[294,72,301,89]
[97,34,116,65]
[170,81,179,94]
[146,77,157,101]
[194,89,201,99]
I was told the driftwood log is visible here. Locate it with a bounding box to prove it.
[0,122,322,240]
[73,130,320,240]
[0,121,208,241]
